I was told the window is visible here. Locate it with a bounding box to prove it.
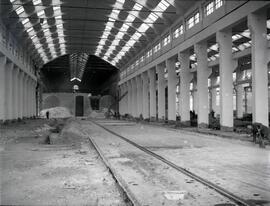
[37,10,45,17]
[15,6,24,15]
[215,0,223,9]
[205,1,214,16]
[153,43,161,53]
[33,0,41,5]
[135,60,139,66]
[194,12,200,24]
[162,34,171,46]
[22,18,29,25]
[173,24,183,39]
[186,12,200,29]
[140,55,145,63]
[146,49,152,58]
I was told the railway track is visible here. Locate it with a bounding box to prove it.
[87,120,255,206]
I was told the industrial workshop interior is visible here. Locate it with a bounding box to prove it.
[1,0,270,205]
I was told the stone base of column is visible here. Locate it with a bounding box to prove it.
[220,125,234,132]
[198,123,208,128]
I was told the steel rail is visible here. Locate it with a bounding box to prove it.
[91,120,254,206]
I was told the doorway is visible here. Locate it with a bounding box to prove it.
[75,96,84,116]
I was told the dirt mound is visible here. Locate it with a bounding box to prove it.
[40,107,72,118]
[49,120,84,145]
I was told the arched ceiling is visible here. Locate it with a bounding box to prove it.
[0,0,195,69]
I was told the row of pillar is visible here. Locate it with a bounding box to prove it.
[119,10,269,128]
[0,56,37,122]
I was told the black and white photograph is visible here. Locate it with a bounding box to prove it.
[0,0,270,205]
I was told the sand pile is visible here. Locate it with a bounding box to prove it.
[40,107,72,118]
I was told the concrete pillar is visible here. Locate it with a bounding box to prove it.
[18,69,23,118]
[131,78,137,117]
[148,68,157,120]
[0,57,7,122]
[31,80,36,117]
[6,63,14,120]
[236,70,244,118]
[193,81,198,114]
[127,81,132,115]
[24,76,29,118]
[217,28,234,130]
[211,77,218,114]
[156,64,166,120]
[166,58,177,121]
[18,71,23,119]
[179,51,193,122]
[136,75,143,118]
[248,11,268,126]
[33,81,38,117]
[195,42,211,127]
[119,85,123,115]
[142,72,149,119]
[22,74,27,118]
[123,83,128,115]
[27,78,31,117]
[12,67,20,120]
[121,84,125,115]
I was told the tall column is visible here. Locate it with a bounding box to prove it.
[22,74,27,118]
[217,28,234,130]
[17,71,23,119]
[119,85,123,115]
[34,81,37,117]
[179,51,193,122]
[142,72,149,119]
[0,57,7,122]
[6,63,14,120]
[27,78,31,118]
[248,11,268,126]
[123,83,128,115]
[131,78,137,117]
[127,80,132,115]
[120,84,124,115]
[195,42,211,127]
[166,58,177,121]
[24,76,29,118]
[211,76,218,114]
[32,80,36,117]
[156,64,166,120]
[193,81,198,114]
[236,70,244,118]
[136,75,143,118]
[12,67,19,120]
[148,67,157,120]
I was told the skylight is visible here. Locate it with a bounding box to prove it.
[33,0,41,6]
[15,6,24,15]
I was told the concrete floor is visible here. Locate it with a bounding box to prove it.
[0,119,128,205]
[92,119,270,206]
[1,118,270,206]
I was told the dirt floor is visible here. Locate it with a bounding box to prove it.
[96,119,270,205]
[0,119,128,206]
